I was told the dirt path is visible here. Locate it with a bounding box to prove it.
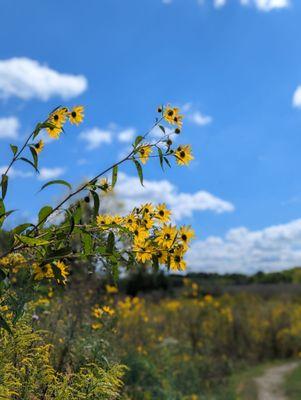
[254,362,299,400]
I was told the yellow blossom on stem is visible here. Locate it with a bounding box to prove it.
[174,145,194,166]
[178,226,195,248]
[33,139,44,154]
[155,225,177,249]
[138,145,152,164]
[133,241,153,264]
[170,249,186,271]
[154,203,171,223]
[69,106,84,125]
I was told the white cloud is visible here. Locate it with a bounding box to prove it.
[188,111,212,126]
[112,173,234,220]
[0,58,87,101]
[187,219,301,274]
[38,167,65,180]
[293,86,301,108]
[214,0,227,7]
[0,117,19,139]
[79,127,112,150]
[240,0,290,11]
[118,128,136,143]
[0,166,33,178]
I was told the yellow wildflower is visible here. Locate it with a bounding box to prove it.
[33,139,44,154]
[155,225,177,248]
[174,145,194,166]
[178,226,195,248]
[96,214,112,228]
[99,178,111,192]
[105,284,118,294]
[46,124,62,139]
[33,263,54,281]
[133,226,149,244]
[54,260,69,284]
[138,145,152,164]
[124,213,138,232]
[92,305,103,319]
[155,203,171,223]
[69,105,84,125]
[102,306,115,316]
[133,242,153,264]
[141,203,154,215]
[49,107,68,125]
[91,322,102,330]
[170,249,186,271]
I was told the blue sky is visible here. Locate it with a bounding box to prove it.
[1,0,301,273]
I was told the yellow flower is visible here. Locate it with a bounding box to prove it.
[33,139,44,154]
[133,226,149,244]
[99,178,111,192]
[102,305,115,316]
[141,215,154,230]
[138,145,152,164]
[155,225,177,249]
[141,203,154,216]
[91,322,102,330]
[156,250,168,265]
[133,242,153,264]
[92,305,103,319]
[164,106,183,128]
[33,263,54,281]
[105,284,118,294]
[54,261,69,284]
[69,105,84,125]
[178,226,195,248]
[124,213,138,232]
[46,124,62,139]
[96,214,111,228]
[49,107,68,125]
[155,203,171,223]
[170,249,186,271]
[111,215,123,225]
[174,145,194,166]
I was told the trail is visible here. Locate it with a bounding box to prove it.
[254,362,299,400]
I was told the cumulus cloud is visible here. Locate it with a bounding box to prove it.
[240,0,290,11]
[0,166,32,178]
[0,58,87,101]
[188,111,212,126]
[79,127,112,150]
[38,167,65,180]
[293,86,301,108]
[187,219,301,274]
[117,128,136,143]
[0,117,19,139]
[112,173,234,220]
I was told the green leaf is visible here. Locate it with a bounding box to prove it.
[133,159,144,186]
[164,157,171,168]
[0,268,6,281]
[18,157,39,172]
[38,206,53,226]
[39,179,72,192]
[0,210,16,221]
[90,190,100,219]
[106,231,115,254]
[82,232,93,255]
[112,165,118,188]
[12,223,34,235]
[134,135,143,148]
[158,148,164,170]
[0,199,5,228]
[158,125,165,134]
[0,315,12,335]
[10,144,18,156]
[29,146,38,169]
[1,174,8,199]
[15,234,50,246]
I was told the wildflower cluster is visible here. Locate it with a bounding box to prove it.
[96,203,194,271]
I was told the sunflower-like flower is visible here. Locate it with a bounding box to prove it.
[178,226,195,249]
[99,178,111,192]
[102,305,115,316]
[92,305,104,319]
[69,105,84,125]
[141,203,154,216]
[164,106,183,128]
[155,203,171,223]
[54,260,69,284]
[96,214,112,228]
[49,107,68,125]
[33,263,54,281]
[155,225,177,249]
[156,249,168,265]
[141,215,154,230]
[174,145,194,166]
[133,241,153,263]
[133,226,149,244]
[170,249,186,271]
[123,213,138,232]
[46,124,63,139]
[33,139,44,154]
[138,145,152,164]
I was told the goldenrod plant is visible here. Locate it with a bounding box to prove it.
[0,104,194,333]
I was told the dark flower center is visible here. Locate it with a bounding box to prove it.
[180,151,186,158]
[71,111,77,118]
[182,234,187,242]
[175,255,181,262]
[168,110,174,117]
[53,114,59,121]
[164,234,171,240]
[159,210,164,216]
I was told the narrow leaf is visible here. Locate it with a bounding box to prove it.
[91,190,100,219]
[133,159,144,186]
[106,231,115,254]
[134,135,143,148]
[0,315,12,335]
[112,165,118,188]
[15,234,50,246]
[158,148,164,170]
[19,157,39,172]
[29,146,38,169]
[38,206,53,226]
[1,175,8,199]
[39,180,72,192]
[10,145,18,156]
